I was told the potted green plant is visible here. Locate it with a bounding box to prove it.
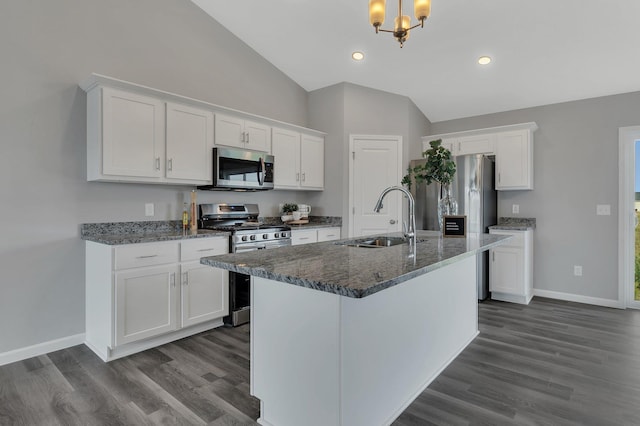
[401,139,457,230]
[281,203,298,222]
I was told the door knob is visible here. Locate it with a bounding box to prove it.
[389,219,397,224]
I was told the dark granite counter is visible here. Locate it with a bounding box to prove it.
[201,231,509,298]
[262,215,342,230]
[80,221,230,245]
[489,217,536,231]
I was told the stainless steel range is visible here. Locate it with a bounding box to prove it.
[198,203,291,326]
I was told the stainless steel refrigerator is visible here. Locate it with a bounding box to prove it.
[409,154,497,300]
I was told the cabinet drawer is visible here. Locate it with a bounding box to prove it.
[115,242,179,270]
[489,230,524,248]
[181,237,229,262]
[291,229,318,246]
[317,227,341,242]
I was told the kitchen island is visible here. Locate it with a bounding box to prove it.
[201,231,508,426]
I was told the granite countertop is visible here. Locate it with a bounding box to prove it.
[201,231,509,299]
[80,221,229,245]
[489,217,536,231]
[262,215,342,230]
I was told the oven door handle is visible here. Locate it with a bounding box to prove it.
[257,157,265,186]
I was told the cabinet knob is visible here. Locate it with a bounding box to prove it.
[390,219,397,224]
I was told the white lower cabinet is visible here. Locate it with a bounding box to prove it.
[489,229,533,304]
[180,262,228,328]
[86,236,228,361]
[292,227,341,245]
[115,264,178,346]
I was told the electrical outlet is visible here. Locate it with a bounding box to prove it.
[512,204,520,214]
[574,265,583,276]
[145,203,154,217]
[596,204,611,215]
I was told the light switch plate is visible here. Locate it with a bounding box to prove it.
[574,265,583,276]
[145,203,154,217]
[596,204,611,216]
[512,204,520,214]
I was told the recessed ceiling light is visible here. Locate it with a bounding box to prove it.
[478,56,492,65]
[352,51,365,61]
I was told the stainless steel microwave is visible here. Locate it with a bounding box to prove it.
[198,147,274,191]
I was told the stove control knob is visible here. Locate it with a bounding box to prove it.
[263,234,268,239]
[241,236,248,242]
[274,233,279,238]
[250,235,256,241]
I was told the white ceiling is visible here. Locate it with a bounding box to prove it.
[191,0,640,122]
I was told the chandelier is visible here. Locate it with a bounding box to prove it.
[369,0,431,47]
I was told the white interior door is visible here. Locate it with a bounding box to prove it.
[349,135,402,237]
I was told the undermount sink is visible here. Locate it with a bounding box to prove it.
[342,236,407,248]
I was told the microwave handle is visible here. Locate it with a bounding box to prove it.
[258,157,265,186]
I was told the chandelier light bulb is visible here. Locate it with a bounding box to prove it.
[478,56,492,65]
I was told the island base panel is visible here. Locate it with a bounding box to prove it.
[251,255,478,426]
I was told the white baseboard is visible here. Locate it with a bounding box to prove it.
[533,289,623,309]
[0,333,85,367]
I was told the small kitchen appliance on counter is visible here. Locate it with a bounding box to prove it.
[198,203,291,326]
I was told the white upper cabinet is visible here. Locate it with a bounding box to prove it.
[215,113,271,152]
[495,129,533,190]
[272,127,301,188]
[86,87,213,185]
[300,134,324,189]
[456,134,495,156]
[80,74,324,186]
[272,128,324,190]
[423,122,537,191]
[99,88,165,179]
[166,102,214,182]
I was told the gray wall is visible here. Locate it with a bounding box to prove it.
[431,92,640,302]
[0,0,312,353]
[308,83,431,234]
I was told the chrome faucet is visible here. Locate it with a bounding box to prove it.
[373,186,417,249]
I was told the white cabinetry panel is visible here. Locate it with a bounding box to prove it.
[495,130,533,190]
[115,264,178,346]
[215,114,271,152]
[166,102,213,182]
[489,229,533,304]
[271,127,301,188]
[101,88,164,179]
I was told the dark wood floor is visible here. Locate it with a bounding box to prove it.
[2,297,640,425]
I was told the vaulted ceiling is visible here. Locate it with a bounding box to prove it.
[191,0,640,122]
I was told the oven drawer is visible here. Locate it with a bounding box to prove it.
[181,237,229,262]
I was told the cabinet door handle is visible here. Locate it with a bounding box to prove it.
[182,272,188,286]
[242,131,247,143]
[197,248,216,252]
[168,158,173,171]
[302,173,306,182]
[136,254,158,259]
[155,157,160,170]
[296,172,300,182]
[498,172,501,183]
[170,273,176,288]
[246,132,250,144]
[492,251,495,262]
